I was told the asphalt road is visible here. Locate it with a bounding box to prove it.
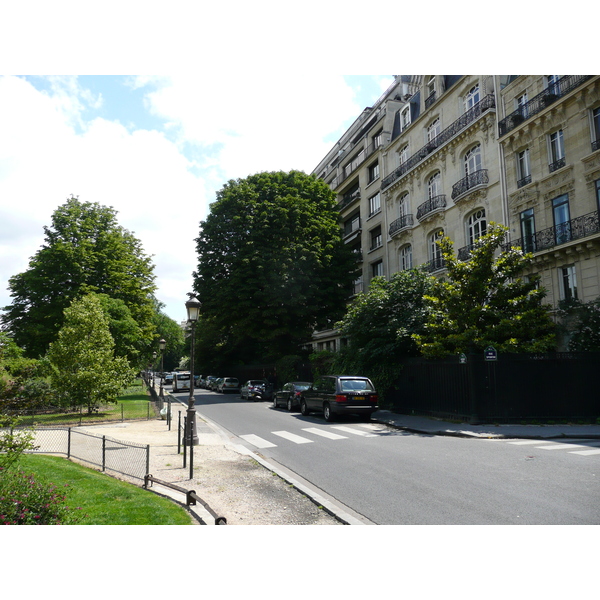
[171,388,600,525]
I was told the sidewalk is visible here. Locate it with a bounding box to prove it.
[372,410,600,440]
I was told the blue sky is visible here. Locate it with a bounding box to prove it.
[0,74,394,324]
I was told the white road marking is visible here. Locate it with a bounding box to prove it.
[240,434,277,448]
[570,448,600,455]
[508,440,547,445]
[302,427,348,440]
[537,442,591,450]
[332,426,376,437]
[272,431,313,444]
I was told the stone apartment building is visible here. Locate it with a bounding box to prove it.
[310,75,600,352]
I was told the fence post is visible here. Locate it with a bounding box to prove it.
[67,428,71,459]
[102,435,106,472]
[121,404,124,422]
[183,417,187,468]
[177,411,181,454]
[189,415,194,480]
[146,444,150,477]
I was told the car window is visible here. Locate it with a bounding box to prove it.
[340,379,374,392]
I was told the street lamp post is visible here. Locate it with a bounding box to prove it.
[158,338,166,400]
[185,296,201,446]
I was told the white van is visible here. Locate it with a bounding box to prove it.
[172,371,191,392]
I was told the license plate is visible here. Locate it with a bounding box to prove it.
[354,396,365,401]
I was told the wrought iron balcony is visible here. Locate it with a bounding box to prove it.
[425,91,437,109]
[592,140,600,152]
[502,210,600,254]
[417,195,446,220]
[498,75,593,137]
[389,214,415,236]
[382,95,496,190]
[517,174,532,188]
[451,169,489,200]
[549,157,566,173]
[340,187,360,209]
[422,256,446,273]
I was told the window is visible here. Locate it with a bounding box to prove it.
[400,245,412,271]
[400,106,411,131]
[517,148,531,187]
[520,208,536,253]
[559,265,578,301]
[368,191,381,217]
[427,119,440,142]
[467,209,487,246]
[428,172,441,199]
[549,130,565,172]
[425,77,436,107]
[591,107,600,151]
[464,144,482,176]
[371,260,384,278]
[368,161,380,183]
[596,179,600,211]
[429,229,444,260]
[516,93,529,118]
[372,129,382,149]
[399,192,409,218]
[398,144,409,166]
[547,76,561,95]
[464,85,480,111]
[370,226,382,251]
[344,213,360,238]
[553,194,571,245]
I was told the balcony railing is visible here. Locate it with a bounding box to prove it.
[389,214,415,237]
[502,211,600,254]
[498,75,593,137]
[330,140,379,189]
[382,95,495,190]
[549,157,566,173]
[422,256,446,273]
[417,194,447,220]
[451,169,489,200]
[517,174,532,188]
[425,91,437,109]
[340,187,360,209]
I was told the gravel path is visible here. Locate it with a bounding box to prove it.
[76,405,341,525]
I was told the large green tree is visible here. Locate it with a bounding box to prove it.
[414,223,556,358]
[46,294,134,412]
[193,171,358,362]
[151,298,185,372]
[1,197,157,358]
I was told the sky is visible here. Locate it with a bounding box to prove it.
[0,74,395,324]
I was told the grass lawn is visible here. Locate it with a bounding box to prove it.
[17,454,193,525]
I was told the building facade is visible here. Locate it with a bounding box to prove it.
[310,75,600,352]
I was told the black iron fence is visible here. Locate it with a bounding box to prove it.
[22,427,150,480]
[388,353,600,423]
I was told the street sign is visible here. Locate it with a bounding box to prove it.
[484,346,497,361]
[459,353,467,364]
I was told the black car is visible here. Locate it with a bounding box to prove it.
[299,375,378,422]
[272,381,312,411]
[240,379,273,402]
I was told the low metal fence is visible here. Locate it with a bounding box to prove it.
[23,427,150,481]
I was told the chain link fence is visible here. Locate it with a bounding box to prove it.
[24,427,149,481]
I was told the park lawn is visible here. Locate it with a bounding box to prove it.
[17,454,193,525]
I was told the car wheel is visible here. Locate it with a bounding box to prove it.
[287,397,293,412]
[300,399,309,416]
[324,403,334,422]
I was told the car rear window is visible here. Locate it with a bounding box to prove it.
[225,378,238,384]
[177,374,190,381]
[340,379,375,392]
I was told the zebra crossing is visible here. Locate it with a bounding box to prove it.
[506,438,600,456]
[239,424,378,449]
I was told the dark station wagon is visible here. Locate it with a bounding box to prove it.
[299,375,378,422]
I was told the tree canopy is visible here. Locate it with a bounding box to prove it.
[1,197,157,359]
[193,171,358,362]
[414,223,556,357]
[46,294,134,412]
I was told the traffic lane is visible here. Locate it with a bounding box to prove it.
[176,391,600,524]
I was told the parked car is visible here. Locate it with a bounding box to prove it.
[211,377,223,391]
[205,376,219,390]
[218,377,240,393]
[240,379,273,402]
[273,381,312,411]
[299,375,378,422]
[172,371,191,392]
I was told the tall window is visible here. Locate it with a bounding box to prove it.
[464,144,482,176]
[398,144,409,166]
[399,193,409,218]
[371,260,384,278]
[516,93,529,118]
[559,265,577,301]
[428,172,441,199]
[429,229,444,266]
[369,191,381,216]
[517,148,531,187]
[400,106,411,131]
[344,213,360,238]
[520,208,536,253]
[400,245,413,271]
[592,107,600,151]
[370,226,382,251]
[464,85,480,111]
[596,179,600,211]
[467,209,487,246]
[427,118,440,142]
[372,130,382,149]
[553,194,571,245]
[368,161,380,183]
[547,75,561,95]
[549,130,565,172]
